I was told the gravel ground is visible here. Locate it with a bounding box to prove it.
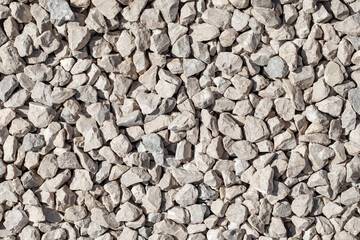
[0,0,360,239]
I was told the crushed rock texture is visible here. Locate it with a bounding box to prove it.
[0,0,360,240]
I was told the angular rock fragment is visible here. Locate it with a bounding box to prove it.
[110,134,132,158]
[92,0,121,20]
[0,75,18,102]
[120,167,151,187]
[0,43,25,74]
[67,22,91,51]
[309,143,334,171]
[251,7,281,28]
[4,209,29,233]
[291,194,313,217]
[190,23,220,42]
[169,111,196,132]
[232,140,258,161]
[183,58,205,77]
[116,202,143,222]
[289,66,315,90]
[22,133,45,152]
[244,116,270,143]
[36,31,60,54]
[175,184,199,207]
[142,133,165,165]
[47,0,75,25]
[250,166,274,194]
[264,56,289,79]
[324,61,344,87]
[215,52,243,77]
[348,88,360,115]
[28,102,56,128]
[69,169,93,191]
[192,88,215,109]
[218,113,242,140]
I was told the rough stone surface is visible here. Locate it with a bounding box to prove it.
[47,0,75,26]
[0,1,358,239]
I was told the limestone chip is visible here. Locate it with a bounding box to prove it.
[4,209,29,233]
[47,0,75,25]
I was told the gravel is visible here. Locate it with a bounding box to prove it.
[0,0,360,239]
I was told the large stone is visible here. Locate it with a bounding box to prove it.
[22,133,45,152]
[154,0,179,23]
[168,111,196,132]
